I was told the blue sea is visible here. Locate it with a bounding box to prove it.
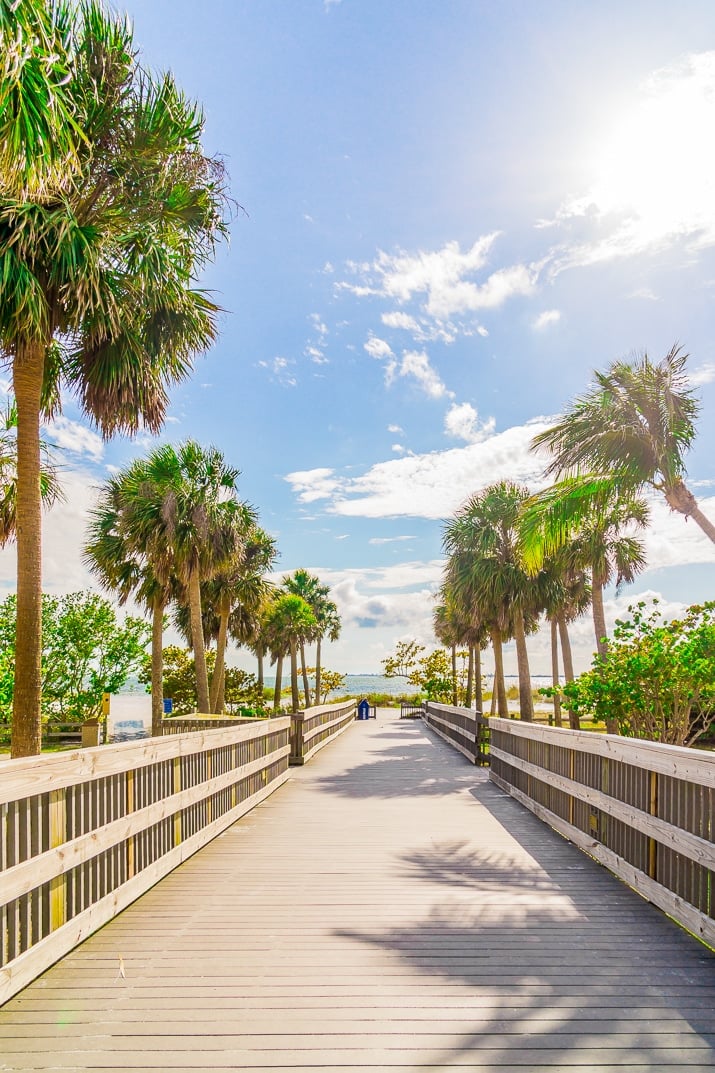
[265,673,553,700]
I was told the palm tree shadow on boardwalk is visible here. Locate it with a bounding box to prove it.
[328,735,715,1070]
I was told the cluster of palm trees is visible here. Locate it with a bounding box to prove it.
[439,346,714,726]
[83,440,341,732]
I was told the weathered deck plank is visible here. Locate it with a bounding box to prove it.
[1,709,713,1072]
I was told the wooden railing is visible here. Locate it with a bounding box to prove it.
[490,718,715,947]
[0,718,290,1006]
[290,700,356,765]
[160,715,258,735]
[423,701,490,765]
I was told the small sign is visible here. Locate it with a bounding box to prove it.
[101,693,111,716]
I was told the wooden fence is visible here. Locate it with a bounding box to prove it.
[290,700,356,765]
[490,718,715,948]
[0,718,290,1006]
[160,715,258,735]
[423,701,490,765]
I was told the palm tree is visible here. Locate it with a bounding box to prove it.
[522,482,648,657]
[532,345,715,542]
[0,398,62,544]
[444,482,541,721]
[206,526,275,712]
[313,597,340,709]
[282,571,319,705]
[433,597,462,706]
[282,570,340,708]
[1,4,227,756]
[156,442,246,714]
[263,593,317,713]
[84,457,177,735]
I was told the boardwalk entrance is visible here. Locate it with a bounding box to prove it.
[1,709,714,1070]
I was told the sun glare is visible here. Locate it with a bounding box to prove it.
[583,53,715,248]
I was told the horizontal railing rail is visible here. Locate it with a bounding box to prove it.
[290,700,356,765]
[423,701,490,765]
[400,702,424,719]
[0,718,291,1006]
[490,718,715,947]
[160,715,259,735]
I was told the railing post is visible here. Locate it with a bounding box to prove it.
[48,790,67,931]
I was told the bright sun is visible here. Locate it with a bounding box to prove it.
[578,53,715,250]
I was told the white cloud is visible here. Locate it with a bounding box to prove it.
[285,467,343,504]
[285,417,553,519]
[688,362,715,386]
[0,468,101,596]
[368,535,416,545]
[364,335,393,360]
[444,402,496,444]
[629,288,659,301]
[477,326,489,337]
[46,417,104,462]
[381,311,421,332]
[391,444,406,454]
[533,309,561,331]
[387,424,404,434]
[397,350,453,399]
[340,235,538,323]
[258,356,297,387]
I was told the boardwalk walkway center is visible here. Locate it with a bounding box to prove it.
[0,705,713,1070]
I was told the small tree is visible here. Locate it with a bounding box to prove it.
[561,601,715,746]
[0,591,149,725]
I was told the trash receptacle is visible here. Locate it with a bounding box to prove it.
[82,719,101,748]
[357,699,370,720]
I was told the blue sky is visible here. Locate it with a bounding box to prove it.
[4,0,715,676]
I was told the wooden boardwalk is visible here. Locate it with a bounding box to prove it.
[1,709,714,1072]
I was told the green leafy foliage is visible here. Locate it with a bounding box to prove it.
[383,642,459,702]
[140,645,266,716]
[558,601,715,746]
[0,591,149,724]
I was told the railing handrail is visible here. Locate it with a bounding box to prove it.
[490,716,715,786]
[0,719,285,802]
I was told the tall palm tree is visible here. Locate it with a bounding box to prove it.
[444,482,541,721]
[282,569,339,708]
[282,570,319,706]
[1,4,227,756]
[84,457,178,735]
[156,442,246,714]
[0,398,62,544]
[206,526,275,712]
[522,482,648,657]
[532,345,715,542]
[263,593,317,713]
[313,597,340,709]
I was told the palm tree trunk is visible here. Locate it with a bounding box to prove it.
[550,616,562,728]
[299,639,311,707]
[273,655,283,711]
[290,639,300,713]
[592,575,609,657]
[451,644,458,705]
[557,613,580,731]
[11,342,45,758]
[513,609,534,722]
[315,636,322,705]
[188,568,210,713]
[474,645,483,714]
[665,478,715,542]
[490,630,508,719]
[257,645,264,690]
[210,601,230,713]
[466,646,474,707]
[151,596,165,736]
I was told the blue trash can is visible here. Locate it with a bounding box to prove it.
[357,699,370,720]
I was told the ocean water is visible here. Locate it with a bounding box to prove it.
[265,673,555,700]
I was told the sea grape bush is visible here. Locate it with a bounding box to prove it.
[561,600,715,746]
